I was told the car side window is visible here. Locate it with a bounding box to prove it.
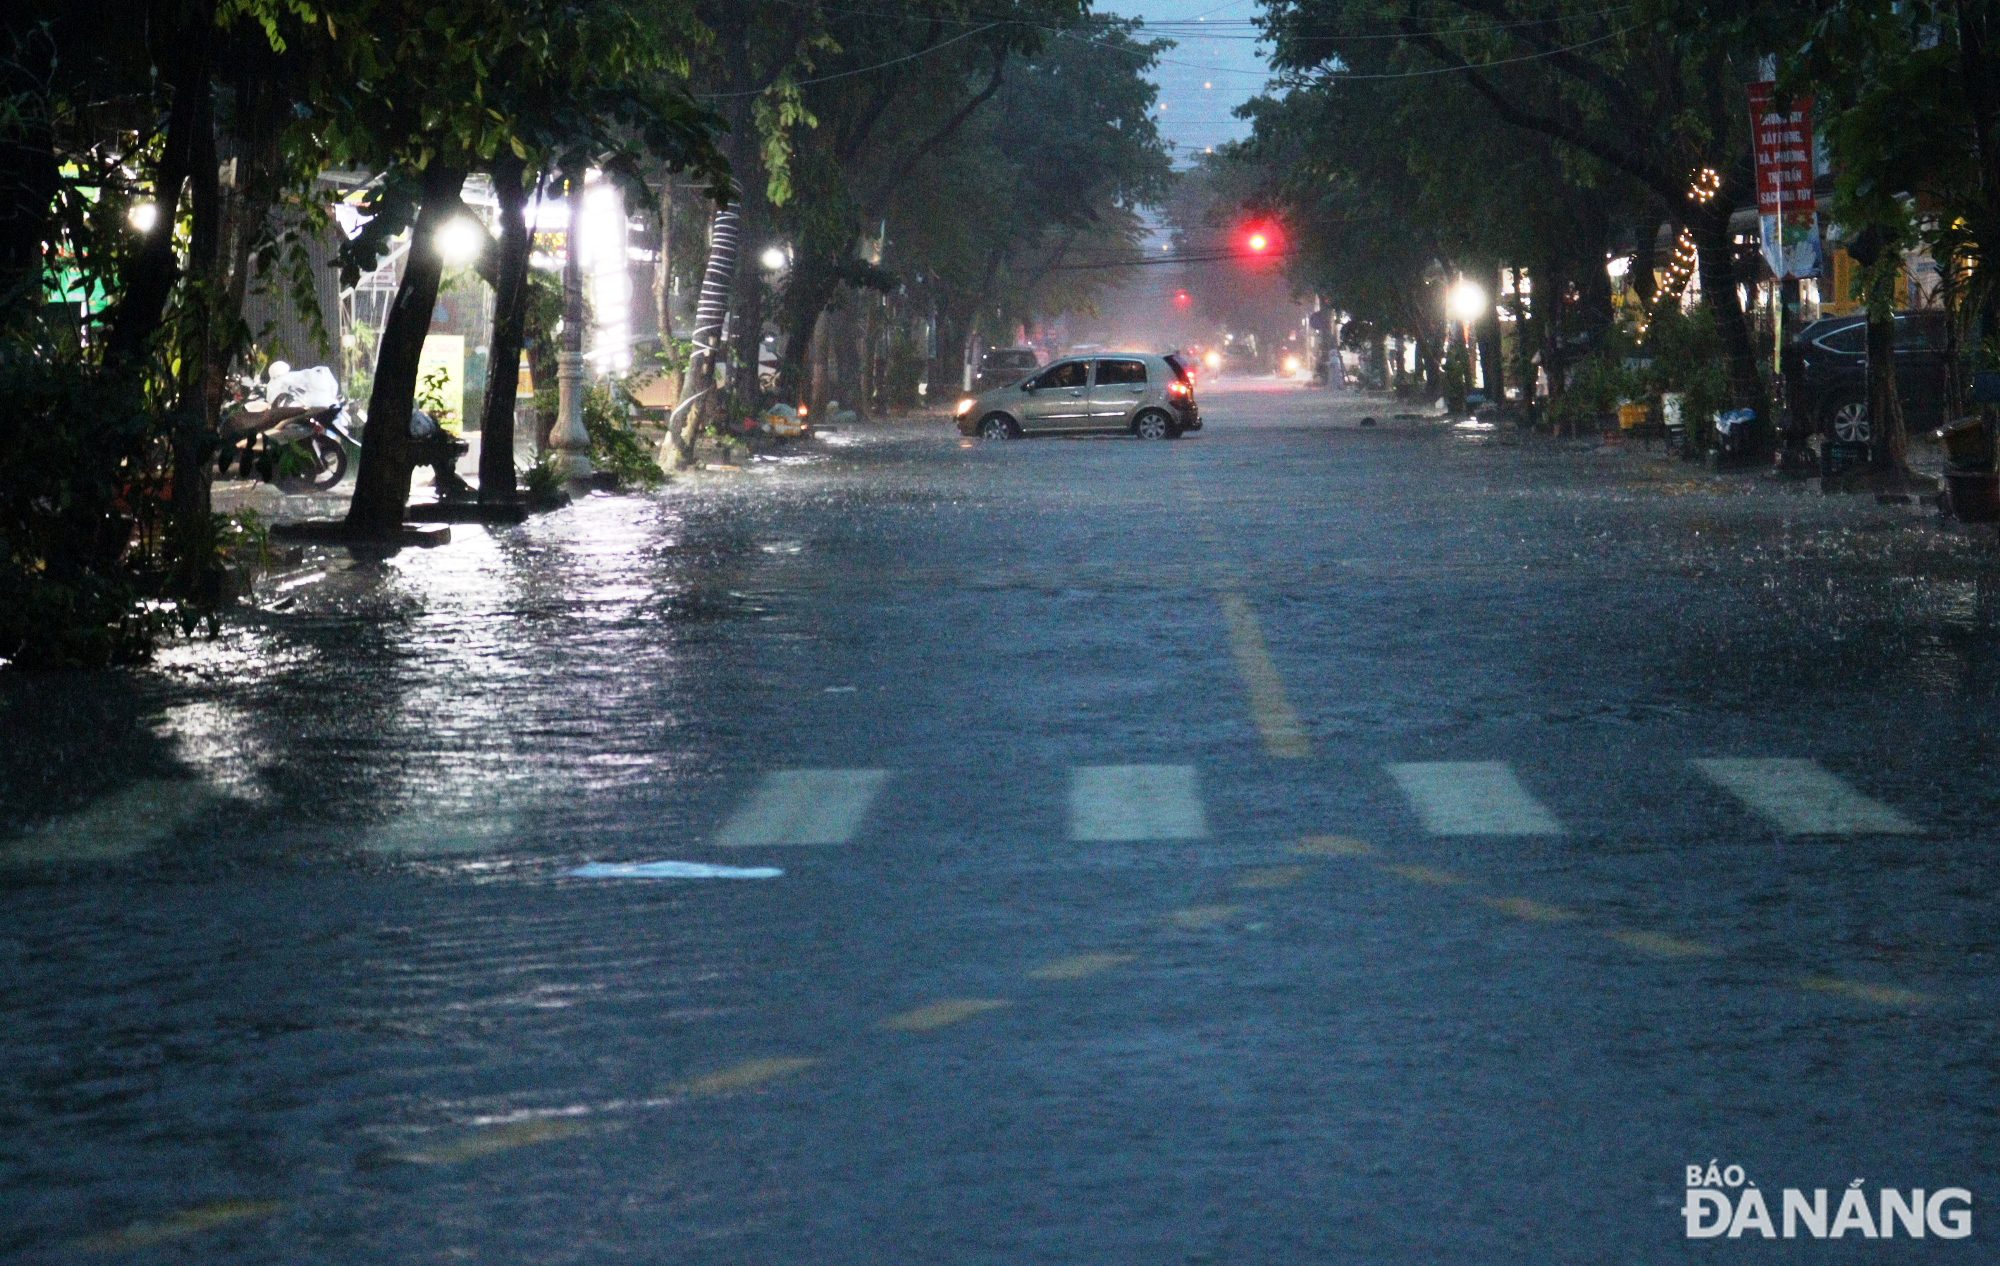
[1895,315,1941,350]
[1029,361,1087,390]
[1814,323,1867,354]
[1097,359,1147,385]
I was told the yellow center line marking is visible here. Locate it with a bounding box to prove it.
[1800,976,1936,1008]
[1235,864,1309,890]
[1379,862,1469,887]
[1164,902,1244,929]
[1479,895,1581,923]
[674,1055,818,1096]
[1029,951,1136,981]
[401,1117,590,1165]
[1603,929,1723,959]
[1293,834,1377,857]
[77,1200,285,1251]
[1298,831,1932,1009]
[1215,590,1310,759]
[880,998,1013,1032]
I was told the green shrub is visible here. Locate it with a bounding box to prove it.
[522,453,564,500]
[1639,306,1730,452]
[583,383,665,488]
[0,349,159,667]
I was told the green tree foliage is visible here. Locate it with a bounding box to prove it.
[1248,0,1777,405]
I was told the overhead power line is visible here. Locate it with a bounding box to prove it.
[1044,248,1295,271]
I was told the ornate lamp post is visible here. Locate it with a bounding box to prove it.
[548,165,595,480]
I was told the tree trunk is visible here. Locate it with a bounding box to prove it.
[106,0,216,361]
[346,163,465,536]
[1864,252,1911,474]
[772,251,841,403]
[1475,262,1504,402]
[654,176,674,341]
[477,158,532,502]
[860,295,881,417]
[663,204,739,468]
[832,299,863,414]
[808,310,831,418]
[168,80,221,547]
[1687,198,1762,408]
[727,200,766,398]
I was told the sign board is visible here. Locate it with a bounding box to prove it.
[1747,82,1819,278]
[417,333,466,434]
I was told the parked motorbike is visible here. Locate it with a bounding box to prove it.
[217,363,356,492]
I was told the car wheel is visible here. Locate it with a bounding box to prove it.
[1828,398,1871,443]
[1133,409,1177,440]
[978,413,1018,440]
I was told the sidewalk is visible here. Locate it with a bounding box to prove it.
[210,430,519,525]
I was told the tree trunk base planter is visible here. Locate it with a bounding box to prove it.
[1944,471,2000,523]
[269,521,452,547]
[405,500,531,524]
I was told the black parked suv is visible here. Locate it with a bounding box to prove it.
[1783,310,1952,446]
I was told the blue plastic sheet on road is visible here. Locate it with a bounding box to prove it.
[568,860,783,880]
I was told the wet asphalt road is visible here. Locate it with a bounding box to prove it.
[3,378,1998,1262]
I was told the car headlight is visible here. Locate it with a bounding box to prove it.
[954,397,975,417]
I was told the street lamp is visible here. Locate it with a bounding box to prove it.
[435,215,484,267]
[760,245,789,271]
[1446,278,1488,326]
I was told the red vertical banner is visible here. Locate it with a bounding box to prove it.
[1747,82,1818,277]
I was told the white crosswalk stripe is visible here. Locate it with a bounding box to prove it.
[1691,758,1920,835]
[1068,764,1209,841]
[1387,761,1564,836]
[715,768,892,846]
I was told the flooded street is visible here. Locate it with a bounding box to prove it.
[4,379,1997,1261]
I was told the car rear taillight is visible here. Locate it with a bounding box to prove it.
[1168,379,1190,397]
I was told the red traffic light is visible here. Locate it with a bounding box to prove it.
[1240,220,1281,256]
[1172,289,1192,309]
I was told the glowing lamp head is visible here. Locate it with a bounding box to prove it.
[127,202,159,233]
[1446,278,1490,325]
[436,216,484,266]
[1204,350,1223,371]
[760,246,789,271]
[1247,232,1269,253]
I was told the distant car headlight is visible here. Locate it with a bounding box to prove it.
[954,397,976,417]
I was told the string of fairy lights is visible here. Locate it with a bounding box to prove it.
[1637,167,1720,339]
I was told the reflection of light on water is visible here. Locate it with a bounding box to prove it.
[151,699,267,799]
[338,494,702,848]
[2,780,226,865]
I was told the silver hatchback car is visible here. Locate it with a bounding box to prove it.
[954,352,1201,440]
